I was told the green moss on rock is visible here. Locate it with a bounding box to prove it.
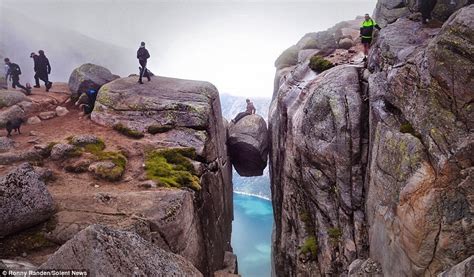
[328,227,342,243]
[400,122,422,140]
[309,55,334,73]
[145,148,201,191]
[66,137,127,181]
[148,125,174,134]
[113,123,144,139]
[300,236,318,257]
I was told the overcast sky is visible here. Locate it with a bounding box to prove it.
[1,0,377,97]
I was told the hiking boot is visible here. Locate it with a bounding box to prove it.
[47,82,53,89]
[33,85,40,88]
[147,76,151,82]
[138,80,144,84]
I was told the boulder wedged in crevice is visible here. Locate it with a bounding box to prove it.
[228,114,268,177]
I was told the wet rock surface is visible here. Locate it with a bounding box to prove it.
[228,114,268,177]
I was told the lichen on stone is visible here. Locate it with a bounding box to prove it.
[113,123,144,139]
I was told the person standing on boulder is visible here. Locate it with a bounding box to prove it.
[231,99,256,123]
[36,50,52,91]
[360,14,381,61]
[137,41,151,84]
[4,58,31,95]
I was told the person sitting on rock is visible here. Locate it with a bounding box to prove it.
[420,0,438,25]
[75,88,98,117]
[231,99,256,123]
[36,50,53,91]
[4,58,31,95]
[360,14,381,61]
[137,41,151,84]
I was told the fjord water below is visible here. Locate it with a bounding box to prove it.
[232,192,274,277]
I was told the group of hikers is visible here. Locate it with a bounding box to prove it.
[2,3,439,120]
[3,50,52,95]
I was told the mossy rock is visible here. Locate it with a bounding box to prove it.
[113,123,144,139]
[309,55,334,73]
[65,137,127,181]
[88,151,127,182]
[148,125,174,135]
[328,227,342,243]
[300,236,318,258]
[400,122,422,140]
[144,148,201,191]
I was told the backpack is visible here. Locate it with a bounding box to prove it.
[9,63,21,76]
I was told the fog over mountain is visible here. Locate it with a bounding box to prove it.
[1,0,376,97]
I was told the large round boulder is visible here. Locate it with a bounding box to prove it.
[0,163,55,237]
[228,114,269,176]
[0,90,30,108]
[68,63,119,99]
[39,224,203,276]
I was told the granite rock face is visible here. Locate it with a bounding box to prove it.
[68,63,119,99]
[270,63,368,276]
[90,75,233,276]
[0,163,55,237]
[366,5,474,276]
[40,225,203,277]
[228,114,269,177]
[269,4,473,276]
[374,0,471,27]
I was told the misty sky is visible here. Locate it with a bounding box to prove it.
[1,0,377,97]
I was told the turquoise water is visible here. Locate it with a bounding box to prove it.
[232,193,274,277]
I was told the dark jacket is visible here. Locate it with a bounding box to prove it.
[137,47,150,61]
[32,55,39,71]
[7,63,21,77]
[36,54,51,74]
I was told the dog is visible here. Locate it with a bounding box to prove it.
[6,118,24,137]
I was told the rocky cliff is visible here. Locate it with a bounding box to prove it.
[269,3,473,276]
[0,72,235,276]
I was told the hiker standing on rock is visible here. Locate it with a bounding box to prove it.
[137,41,151,84]
[4,58,31,95]
[36,50,53,91]
[231,99,256,123]
[360,14,381,61]
[30,52,41,88]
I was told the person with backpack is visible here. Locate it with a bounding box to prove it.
[137,41,151,84]
[4,58,31,95]
[360,14,381,61]
[36,50,53,91]
[77,88,98,115]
